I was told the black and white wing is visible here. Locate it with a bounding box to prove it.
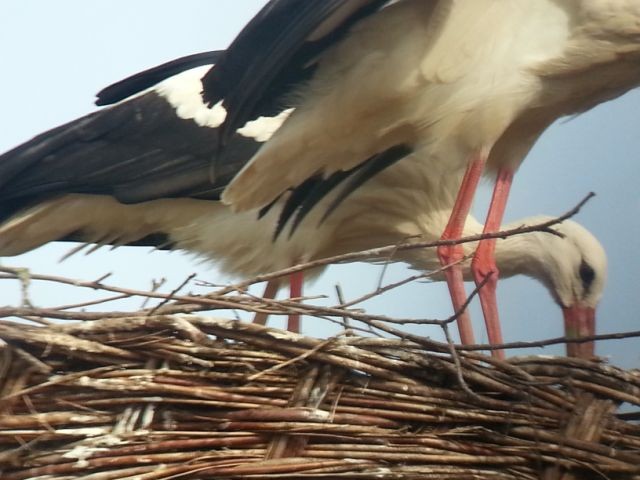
[205,0,426,212]
[201,0,390,143]
[0,53,266,255]
[0,47,411,257]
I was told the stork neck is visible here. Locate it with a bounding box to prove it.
[492,228,552,282]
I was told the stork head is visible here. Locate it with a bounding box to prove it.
[525,219,607,358]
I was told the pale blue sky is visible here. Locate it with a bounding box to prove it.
[1,1,638,367]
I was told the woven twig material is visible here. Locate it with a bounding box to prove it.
[0,316,639,479]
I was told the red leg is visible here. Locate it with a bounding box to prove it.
[437,149,489,345]
[288,270,304,333]
[471,168,514,360]
[252,279,280,326]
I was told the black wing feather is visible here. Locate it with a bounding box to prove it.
[273,175,322,239]
[319,144,413,223]
[96,51,225,106]
[286,169,354,237]
[273,144,412,238]
[0,90,261,223]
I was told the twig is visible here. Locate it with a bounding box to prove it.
[52,294,131,311]
[148,273,197,315]
[336,257,466,309]
[457,330,640,352]
[247,337,339,381]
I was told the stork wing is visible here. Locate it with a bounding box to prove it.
[201,0,390,143]
[0,49,410,251]
[0,57,259,225]
[96,51,224,106]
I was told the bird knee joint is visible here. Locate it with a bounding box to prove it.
[437,244,465,266]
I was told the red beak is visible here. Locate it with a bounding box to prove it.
[562,305,596,358]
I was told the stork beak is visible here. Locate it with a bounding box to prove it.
[562,305,596,358]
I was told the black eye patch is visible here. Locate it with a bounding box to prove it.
[579,259,596,292]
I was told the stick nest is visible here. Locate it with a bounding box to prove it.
[0,314,639,480]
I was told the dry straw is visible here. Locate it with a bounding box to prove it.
[1,310,639,479]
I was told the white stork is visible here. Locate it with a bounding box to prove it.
[197,0,640,356]
[0,55,606,357]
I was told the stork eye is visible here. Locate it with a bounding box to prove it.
[579,260,596,291]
